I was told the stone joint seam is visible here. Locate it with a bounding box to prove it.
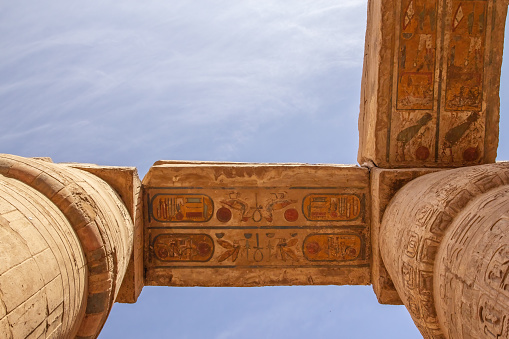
[0,155,118,338]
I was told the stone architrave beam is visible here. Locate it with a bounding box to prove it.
[143,162,371,287]
[358,0,508,168]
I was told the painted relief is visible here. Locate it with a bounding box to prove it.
[478,294,509,338]
[153,234,214,262]
[144,166,370,286]
[303,233,362,261]
[219,192,297,223]
[151,194,213,222]
[439,111,483,162]
[445,1,487,111]
[215,232,300,264]
[419,238,440,264]
[147,188,366,227]
[386,0,495,166]
[402,261,416,290]
[485,245,509,294]
[418,270,434,295]
[405,232,420,258]
[395,113,434,162]
[302,194,361,221]
[149,230,367,267]
[397,0,438,110]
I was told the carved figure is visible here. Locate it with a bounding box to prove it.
[396,113,433,161]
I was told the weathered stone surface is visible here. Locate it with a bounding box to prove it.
[370,167,443,305]
[435,185,509,339]
[143,162,371,287]
[65,163,143,304]
[0,2,508,337]
[0,173,86,339]
[0,154,134,338]
[380,162,509,338]
[358,0,508,168]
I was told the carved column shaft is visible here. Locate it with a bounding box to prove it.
[380,163,509,338]
[435,185,509,338]
[0,155,134,339]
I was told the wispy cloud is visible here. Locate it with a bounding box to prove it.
[0,0,366,171]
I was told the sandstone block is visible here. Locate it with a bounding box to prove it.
[380,162,509,338]
[358,0,508,168]
[0,258,44,312]
[0,155,134,338]
[7,289,47,339]
[65,163,143,304]
[143,162,371,287]
[370,167,442,304]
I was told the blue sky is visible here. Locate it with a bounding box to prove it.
[0,1,507,338]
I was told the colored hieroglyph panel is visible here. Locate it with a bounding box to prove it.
[153,234,214,262]
[151,194,213,222]
[302,194,361,221]
[303,233,362,261]
[389,112,437,163]
[438,110,485,163]
[438,0,488,163]
[444,1,486,112]
[357,0,506,168]
[389,0,439,165]
[396,0,438,110]
[143,163,370,287]
[148,229,367,267]
[147,188,367,228]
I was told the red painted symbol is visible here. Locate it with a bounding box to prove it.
[175,212,184,221]
[157,248,169,259]
[197,242,212,256]
[346,247,357,257]
[284,208,299,222]
[463,147,479,162]
[415,146,430,160]
[216,207,232,222]
[306,242,320,255]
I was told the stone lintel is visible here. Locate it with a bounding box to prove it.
[142,163,371,287]
[370,166,443,304]
[65,163,143,304]
[358,0,508,168]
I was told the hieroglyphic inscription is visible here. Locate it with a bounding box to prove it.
[438,0,488,163]
[405,231,420,258]
[303,233,362,261]
[302,194,361,221]
[144,164,370,286]
[146,187,368,270]
[486,245,509,294]
[391,0,439,164]
[151,194,214,222]
[445,0,487,111]
[219,191,297,223]
[214,231,300,264]
[148,230,367,267]
[380,0,500,167]
[359,0,505,168]
[153,234,214,262]
[148,188,366,227]
[479,294,509,338]
[397,0,438,110]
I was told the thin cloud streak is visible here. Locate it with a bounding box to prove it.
[0,1,365,165]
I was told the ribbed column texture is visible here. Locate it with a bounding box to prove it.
[0,154,133,338]
[380,163,509,339]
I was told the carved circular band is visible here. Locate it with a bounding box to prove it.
[0,154,133,338]
[380,163,509,338]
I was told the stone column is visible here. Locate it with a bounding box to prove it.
[380,163,509,338]
[0,155,133,338]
